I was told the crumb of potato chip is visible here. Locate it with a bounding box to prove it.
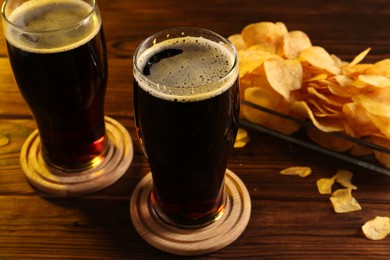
[234,128,250,148]
[316,178,335,195]
[280,166,312,177]
[362,216,390,240]
[316,170,357,195]
[334,170,358,190]
[330,188,361,213]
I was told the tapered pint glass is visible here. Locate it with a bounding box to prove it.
[2,0,108,171]
[133,27,240,227]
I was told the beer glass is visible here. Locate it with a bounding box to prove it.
[2,0,132,195]
[133,27,240,227]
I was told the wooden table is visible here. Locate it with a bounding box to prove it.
[1,0,390,258]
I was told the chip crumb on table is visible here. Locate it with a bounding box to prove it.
[234,128,250,148]
[362,216,390,240]
[279,166,312,177]
[329,188,362,213]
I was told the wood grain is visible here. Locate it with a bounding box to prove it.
[1,0,390,259]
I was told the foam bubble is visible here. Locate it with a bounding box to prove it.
[134,35,238,102]
[4,0,101,54]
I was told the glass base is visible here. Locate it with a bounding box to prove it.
[149,190,227,229]
[20,116,133,196]
[130,169,251,256]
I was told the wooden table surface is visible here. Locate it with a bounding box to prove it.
[1,0,390,259]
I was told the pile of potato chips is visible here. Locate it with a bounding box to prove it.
[229,22,390,168]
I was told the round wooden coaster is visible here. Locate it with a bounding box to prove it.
[130,169,251,256]
[20,117,133,196]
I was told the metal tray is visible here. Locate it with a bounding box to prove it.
[239,100,390,176]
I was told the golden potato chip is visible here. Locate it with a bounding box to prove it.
[282,30,312,59]
[299,46,341,75]
[241,22,288,51]
[349,142,373,157]
[242,87,280,124]
[334,170,357,190]
[234,128,250,148]
[362,216,390,240]
[358,74,390,88]
[366,59,390,75]
[329,75,361,97]
[348,48,371,67]
[238,49,276,77]
[344,64,374,78]
[330,188,361,213]
[291,101,345,132]
[248,43,277,54]
[306,128,353,152]
[306,87,348,108]
[306,73,328,82]
[317,170,357,195]
[316,177,335,194]
[280,166,312,177]
[343,102,380,138]
[242,87,301,135]
[227,34,247,51]
[264,58,303,101]
[351,91,390,140]
[371,136,390,168]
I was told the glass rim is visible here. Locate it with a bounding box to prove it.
[1,0,98,34]
[133,27,239,93]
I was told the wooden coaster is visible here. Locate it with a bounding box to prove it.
[130,169,251,256]
[20,117,133,196]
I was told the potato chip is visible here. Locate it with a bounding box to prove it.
[357,74,390,89]
[351,91,390,140]
[329,75,361,97]
[248,43,277,54]
[280,166,312,177]
[242,87,301,135]
[241,22,287,51]
[366,59,390,76]
[234,128,250,148]
[306,87,348,108]
[330,188,361,213]
[238,49,276,77]
[343,102,379,138]
[264,58,303,101]
[317,170,357,195]
[316,177,335,194]
[282,30,312,59]
[349,141,373,157]
[227,34,247,51]
[371,136,390,168]
[334,170,357,190]
[348,48,371,67]
[344,64,374,78]
[353,93,390,118]
[299,46,341,75]
[307,128,353,152]
[291,101,345,132]
[362,216,390,240]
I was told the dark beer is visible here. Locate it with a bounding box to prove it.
[3,0,108,170]
[133,30,240,226]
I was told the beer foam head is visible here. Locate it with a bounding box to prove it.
[3,0,101,53]
[134,35,238,102]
